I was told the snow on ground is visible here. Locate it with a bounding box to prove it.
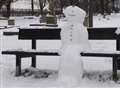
[93,13,120,27]
[0,14,120,88]
[11,0,38,9]
[11,0,49,10]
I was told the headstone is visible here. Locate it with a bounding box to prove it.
[40,15,46,23]
[46,14,57,24]
[8,19,15,25]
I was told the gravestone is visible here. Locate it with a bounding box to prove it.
[8,19,15,25]
[40,15,46,23]
[46,14,57,24]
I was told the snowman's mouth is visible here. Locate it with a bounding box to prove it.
[68,14,76,16]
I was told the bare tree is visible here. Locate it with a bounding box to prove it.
[0,0,8,9]
[0,0,18,18]
[88,0,93,27]
[59,0,70,9]
[31,0,34,15]
[48,0,66,15]
[0,0,12,18]
[47,0,54,15]
[38,0,47,15]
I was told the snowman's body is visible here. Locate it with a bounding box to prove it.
[58,6,90,86]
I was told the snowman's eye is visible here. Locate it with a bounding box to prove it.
[72,10,74,13]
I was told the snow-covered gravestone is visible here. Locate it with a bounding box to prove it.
[58,6,91,86]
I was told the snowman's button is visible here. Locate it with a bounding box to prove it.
[72,9,74,13]
[70,39,72,41]
[70,28,73,30]
[70,33,72,36]
[70,24,74,27]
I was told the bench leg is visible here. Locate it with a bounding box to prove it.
[31,39,36,67]
[31,56,36,67]
[15,55,21,76]
[112,56,118,82]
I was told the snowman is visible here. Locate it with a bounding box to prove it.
[58,5,91,86]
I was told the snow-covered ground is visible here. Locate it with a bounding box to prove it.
[93,13,120,27]
[11,0,38,9]
[0,14,120,88]
[11,0,49,10]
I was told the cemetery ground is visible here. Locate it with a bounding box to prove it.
[1,13,120,87]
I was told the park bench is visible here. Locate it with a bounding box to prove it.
[2,27,120,81]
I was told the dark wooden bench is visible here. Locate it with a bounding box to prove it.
[2,27,120,81]
[2,27,61,76]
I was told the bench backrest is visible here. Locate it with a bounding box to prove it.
[87,27,117,40]
[19,27,117,39]
[19,27,119,48]
[19,28,61,40]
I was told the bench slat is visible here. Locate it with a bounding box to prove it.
[87,27,117,39]
[2,51,59,56]
[3,32,19,36]
[81,52,120,57]
[19,28,61,39]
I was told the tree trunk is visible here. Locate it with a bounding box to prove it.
[40,7,44,15]
[88,0,93,27]
[39,0,46,15]
[0,4,2,10]
[83,0,89,13]
[6,2,11,18]
[31,0,34,15]
[100,0,104,15]
[111,0,115,11]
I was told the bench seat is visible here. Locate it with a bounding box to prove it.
[2,49,60,76]
[2,49,120,81]
[81,50,120,57]
[2,49,60,56]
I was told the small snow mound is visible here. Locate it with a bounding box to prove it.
[115,27,120,35]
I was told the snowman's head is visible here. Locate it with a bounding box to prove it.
[63,6,86,24]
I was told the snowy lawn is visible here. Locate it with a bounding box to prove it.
[1,14,120,87]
